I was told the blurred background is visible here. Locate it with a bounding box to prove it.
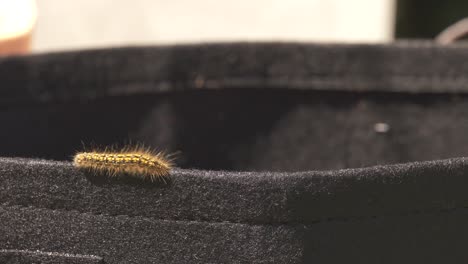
[1,0,468,54]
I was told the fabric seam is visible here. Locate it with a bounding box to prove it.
[2,203,468,227]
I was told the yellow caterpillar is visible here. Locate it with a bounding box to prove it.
[73,147,172,182]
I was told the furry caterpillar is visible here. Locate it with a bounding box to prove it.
[73,147,172,182]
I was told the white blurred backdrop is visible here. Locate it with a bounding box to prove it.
[27,0,395,52]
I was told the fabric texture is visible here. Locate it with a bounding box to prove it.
[1,42,468,263]
[0,249,103,264]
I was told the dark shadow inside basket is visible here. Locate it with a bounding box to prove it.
[0,88,466,171]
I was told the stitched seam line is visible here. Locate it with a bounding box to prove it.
[2,203,468,227]
[4,76,468,105]
[12,75,468,88]
[0,249,103,260]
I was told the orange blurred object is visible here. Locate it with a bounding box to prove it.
[0,0,37,56]
[0,33,31,55]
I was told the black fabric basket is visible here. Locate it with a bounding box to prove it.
[2,42,468,263]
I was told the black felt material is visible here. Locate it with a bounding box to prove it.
[3,42,468,105]
[4,90,468,171]
[3,158,468,263]
[4,204,468,264]
[2,157,468,224]
[2,43,468,263]
[0,206,302,264]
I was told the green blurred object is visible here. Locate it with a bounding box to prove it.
[396,0,468,38]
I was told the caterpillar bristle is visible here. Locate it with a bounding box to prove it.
[73,146,173,182]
